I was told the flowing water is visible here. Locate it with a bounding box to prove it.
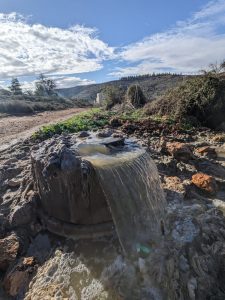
[26,136,166,299]
[77,138,166,255]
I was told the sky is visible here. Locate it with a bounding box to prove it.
[0,0,225,90]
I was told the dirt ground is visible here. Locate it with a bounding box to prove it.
[0,108,88,151]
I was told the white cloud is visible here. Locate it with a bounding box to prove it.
[21,76,95,91]
[0,13,114,79]
[111,0,225,77]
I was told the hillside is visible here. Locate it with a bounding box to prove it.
[57,74,188,101]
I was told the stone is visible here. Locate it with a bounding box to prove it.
[78,131,90,138]
[96,129,113,138]
[212,134,225,143]
[122,122,138,134]
[109,117,122,127]
[163,176,186,194]
[3,256,36,297]
[215,145,225,159]
[166,142,194,161]
[7,178,22,188]
[192,173,218,194]
[195,146,217,159]
[9,200,34,227]
[0,233,20,271]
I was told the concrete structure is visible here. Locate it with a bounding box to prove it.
[95,92,105,105]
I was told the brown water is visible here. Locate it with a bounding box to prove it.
[25,138,166,300]
[78,139,166,255]
[25,238,163,300]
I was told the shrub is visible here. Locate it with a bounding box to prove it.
[0,101,34,114]
[145,74,225,129]
[126,84,146,108]
[103,86,123,110]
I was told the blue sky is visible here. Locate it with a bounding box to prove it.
[0,0,225,89]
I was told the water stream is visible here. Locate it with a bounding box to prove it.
[77,137,166,255]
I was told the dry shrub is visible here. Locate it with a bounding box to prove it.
[145,75,225,128]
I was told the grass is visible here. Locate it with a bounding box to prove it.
[33,106,196,141]
[32,108,116,140]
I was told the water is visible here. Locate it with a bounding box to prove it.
[25,238,162,300]
[25,136,166,299]
[77,138,166,255]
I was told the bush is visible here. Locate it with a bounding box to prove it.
[103,86,123,110]
[0,101,34,114]
[145,75,225,129]
[126,84,146,108]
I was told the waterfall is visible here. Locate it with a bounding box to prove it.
[83,147,166,255]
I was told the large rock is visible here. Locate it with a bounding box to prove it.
[166,142,194,161]
[3,256,36,297]
[31,136,112,226]
[0,233,20,271]
[192,173,218,194]
[195,146,217,159]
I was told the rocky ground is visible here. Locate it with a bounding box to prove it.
[0,118,225,299]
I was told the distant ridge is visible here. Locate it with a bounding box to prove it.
[57,74,189,102]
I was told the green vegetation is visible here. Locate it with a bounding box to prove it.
[145,74,225,128]
[33,109,116,139]
[102,86,123,109]
[9,78,23,95]
[0,97,74,115]
[126,84,146,108]
[35,74,57,96]
[33,106,194,141]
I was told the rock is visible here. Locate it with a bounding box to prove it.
[9,200,34,227]
[187,277,197,300]
[163,176,187,195]
[0,233,20,271]
[192,173,218,194]
[101,137,125,147]
[195,146,217,159]
[96,129,113,138]
[122,122,138,134]
[166,142,194,161]
[215,145,225,159]
[109,117,122,127]
[212,134,225,143]
[3,158,18,166]
[3,256,36,297]
[78,131,90,138]
[7,178,22,188]
[27,234,51,263]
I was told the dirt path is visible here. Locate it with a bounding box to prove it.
[0,107,88,151]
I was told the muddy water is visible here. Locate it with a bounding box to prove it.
[77,138,166,255]
[25,237,161,300]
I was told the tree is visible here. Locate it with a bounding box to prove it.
[103,86,123,109]
[126,84,146,108]
[9,78,23,95]
[35,74,56,96]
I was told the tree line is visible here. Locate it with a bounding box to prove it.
[9,74,57,97]
[120,72,181,81]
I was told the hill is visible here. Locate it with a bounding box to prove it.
[57,74,188,102]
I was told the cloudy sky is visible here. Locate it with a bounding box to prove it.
[0,0,225,90]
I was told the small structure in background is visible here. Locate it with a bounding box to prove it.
[95,92,105,105]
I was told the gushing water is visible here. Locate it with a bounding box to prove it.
[78,138,166,255]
